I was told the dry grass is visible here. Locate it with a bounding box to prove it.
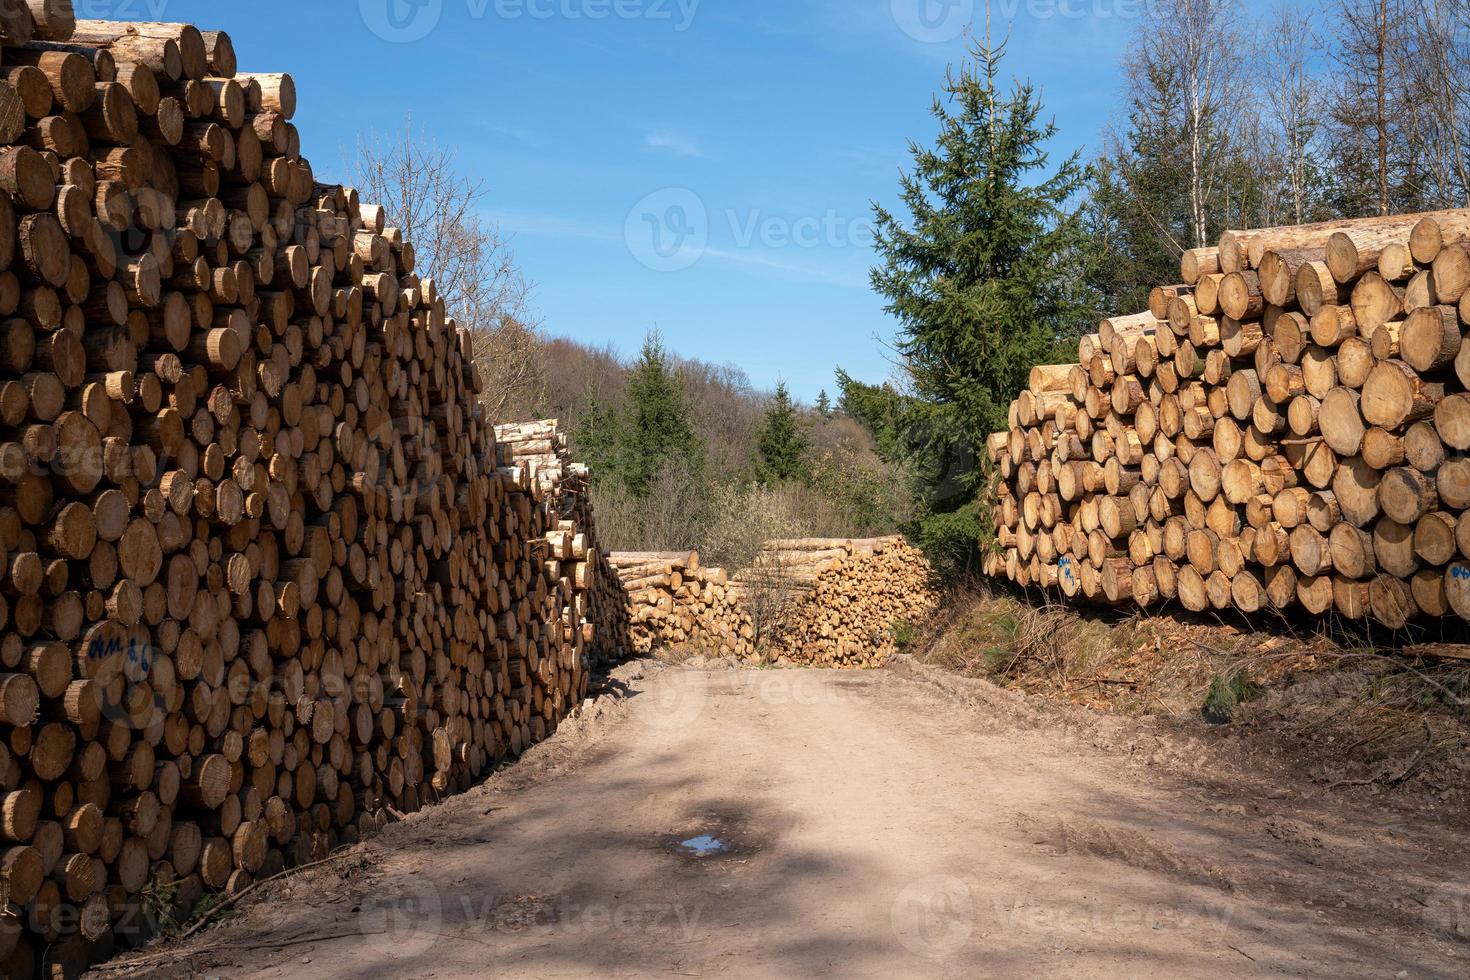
[916,584,1470,797]
[921,590,1116,687]
[916,583,1211,714]
[1231,648,1470,784]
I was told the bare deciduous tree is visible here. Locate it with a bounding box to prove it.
[1327,0,1417,215]
[1406,0,1470,207]
[1262,4,1323,224]
[738,557,799,661]
[353,118,545,421]
[1134,0,1241,248]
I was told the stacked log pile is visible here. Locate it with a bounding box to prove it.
[493,420,629,667]
[0,8,599,976]
[733,537,937,668]
[606,551,753,659]
[986,207,1470,628]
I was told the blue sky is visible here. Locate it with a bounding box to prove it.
[146,0,1140,402]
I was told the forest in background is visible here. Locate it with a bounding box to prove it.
[1087,0,1470,316]
[350,123,915,574]
[499,333,913,572]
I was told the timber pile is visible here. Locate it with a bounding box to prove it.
[0,8,599,976]
[606,551,753,659]
[986,206,1470,627]
[493,420,629,667]
[732,537,937,668]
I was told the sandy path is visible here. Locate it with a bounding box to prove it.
[104,660,1470,979]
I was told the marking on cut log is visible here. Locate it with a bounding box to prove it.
[86,635,121,661]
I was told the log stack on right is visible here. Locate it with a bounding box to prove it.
[987,208,1470,628]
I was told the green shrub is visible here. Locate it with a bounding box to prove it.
[892,619,918,651]
[1203,671,1259,725]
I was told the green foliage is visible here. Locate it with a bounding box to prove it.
[971,605,1022,675]
[805,447,913,538]
[911,502,989,576]
[571,397,624,481]
[1203,670,1260,725]
[892,619,917,652]
[139,875,236,939]
[142,875,182,937]
[623,333,702,495]
[573,332,702,500]
[870,33,1092,444]
[815,390,832,417]
[834,369,910,463]
[574,340,912,560]
[190,891,238,924]
[1084,148,1188,319]
[833,372,973,510]
[856,35,1089,576]
[756,382,809,484]
[834,371,987,575]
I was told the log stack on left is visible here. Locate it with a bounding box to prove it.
[494,419,630,667]
[0,7,597,976]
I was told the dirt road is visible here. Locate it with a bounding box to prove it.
[108,659,1470,979]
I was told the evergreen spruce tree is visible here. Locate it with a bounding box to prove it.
[570,398,625,484]
[868,32,1091,567]
[756,382,809,483]
[872,32,1090,442]
[571,332,701,499]
[816,390,832,417]
[621,332,701,496]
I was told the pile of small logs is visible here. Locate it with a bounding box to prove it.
[732,537,938,668]
[986,206,1470,627]
[606,551,753,659]
[0,8,602,976]
[493,420,628,667]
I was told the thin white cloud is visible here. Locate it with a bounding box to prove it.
[702,247,869,289]
[478,120,535,142]
[487,209,870,289]
[485,210,622,243]
[644,130,707,158]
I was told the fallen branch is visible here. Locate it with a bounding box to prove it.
[1319,719,1435,794]
[179,848,363,940]
[88,848,364,972]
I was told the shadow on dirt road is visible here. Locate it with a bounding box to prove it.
[95,658,1470,979]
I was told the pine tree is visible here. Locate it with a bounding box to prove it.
[756,382,808,483]
[835,369,913,466]
[572,332,702,499]
[570,398,625,483]
[816,390,832,417]
[868,32,1090,568]
[1085,54,1195,316]
[622,332,701,496]
[871,32,1091,443]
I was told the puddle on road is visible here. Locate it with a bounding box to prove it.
[663,805,768,864]
[674,835,730,857]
